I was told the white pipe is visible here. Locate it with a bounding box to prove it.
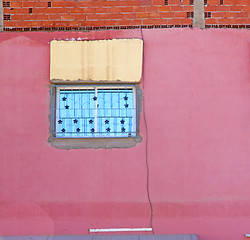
[89,228,153,233]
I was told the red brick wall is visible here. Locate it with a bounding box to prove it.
[205,0,249,26]
[3,0,192,29]
[2,0,249,30]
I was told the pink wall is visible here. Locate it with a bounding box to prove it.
[0,29,250,240]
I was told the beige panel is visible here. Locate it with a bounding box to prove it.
[50,39,143,82]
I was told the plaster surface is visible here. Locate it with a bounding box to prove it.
[0,29,250,240]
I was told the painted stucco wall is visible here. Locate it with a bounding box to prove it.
[0,28,250,240]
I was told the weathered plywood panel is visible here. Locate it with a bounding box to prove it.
[50,39,143,82]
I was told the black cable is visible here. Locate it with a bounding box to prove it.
[140,27,154,234]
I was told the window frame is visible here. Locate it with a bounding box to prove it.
[50,84,138,139]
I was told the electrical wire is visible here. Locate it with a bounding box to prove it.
[140,27,154,234]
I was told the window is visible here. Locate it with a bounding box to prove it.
[51,85,137,138]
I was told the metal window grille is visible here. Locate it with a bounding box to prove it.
[204,0,207,5]
[51,85,137,138]
[165,0,168,5]
[29,8,33,14]
[220,0,223,4]
[48,2,52,7]
[189,0,193,5]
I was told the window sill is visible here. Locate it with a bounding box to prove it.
[48,135,142,150]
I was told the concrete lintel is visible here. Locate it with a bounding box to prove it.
[0,0,3,31]
[193,0,205,28]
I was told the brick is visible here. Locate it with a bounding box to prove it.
[78,2,89,7]
[207,0,220,4]
[242,18,250,23]
[104,20,117,25]
[110,13,124,19]
[51,2,65,8]
[53,21,67,27]
[88,20,106,26]
[205,18,218,24]
[168,18,181,24]
[57,8,70,13]
[160,11,174,18]
[230,6,242,10]
[136,12,149,18]
[11,15,24,20]
[140,0,152,5]
[118,19,131,25]
[74,14,86,21]
[149,12,161,17]
[95,7,108,13]
[33,8,46,14]
[35,2,48,7]
[10,2,22,7]
[116,1,129,6]
[49,14,61,20]
[29,20,42,27]
[127,0,140,5]
[89,1,103,7]
[70,8,83,14]
[175,12,187,17]
[23,15,36,20]
[158,6,171,11]
[152,0,164,5]
[181,0,190,4]
[179,18,193,24]
[16,8,29,14]
[61,14,74,20]
[3,21,16,27]
[130,19,142,24]
[242,5,250,11]
[82,7,95,13]
[223,0,236,5]
[143,18,156,24]
[37,14,49,20]
[237,11,248,17]
[224,11,237,17]
[205,6,218,11]
[183,6,194,11]
[16,21,30,27]
[87,14,99,20]
[46,8,58,14]
[124,13,136,19]
[212,11,224,17]
[146,6,158,12]
[170,6,183,11]
[217,18,231,24]
[22,2,35,7]
[133,6,146,12]
[102,1,115,6]
[3,8,16,14]
[64,1,77,7]
[217,6,230,10]
[236,0,249,5]
[230,18,243,23]
[108,7,121,13]
[120,7,133,12]
[169,0,180,4]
